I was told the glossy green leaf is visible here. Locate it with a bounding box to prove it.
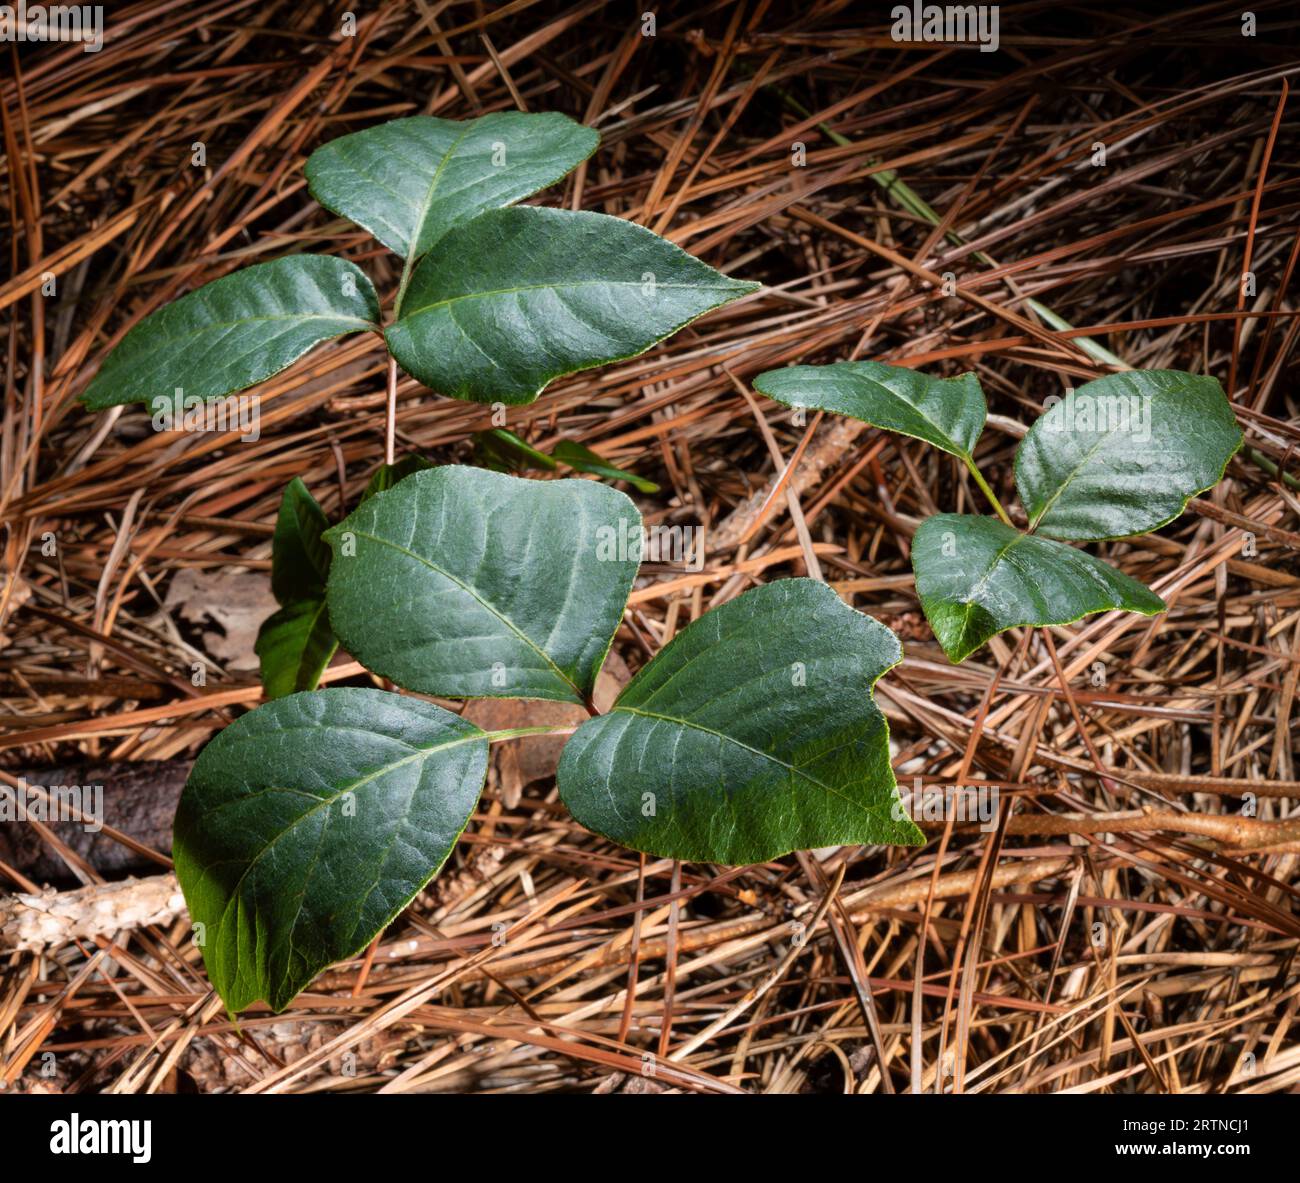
[361,454,436,502]
[552,440,660,493]
[324,466,640,703]
[271,478,331,604]
[81,256,380,410]
[305,112,598,261]
[912,514,1165,663]
[257,480,337,699]
[1016,370,1243,541]
[255,600,338,699]
[754,361,985,460]
[173,688,489,1014]
[558,579,920,863]
[472,428,558,474]
[385,207,759,406]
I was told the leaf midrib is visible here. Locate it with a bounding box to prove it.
[1026,427,1115,531]
[404,120,473,261]
[951,528,1032,642]
[205,728,484,993]
[843,373,972,458]
[1025,380,1178,530]
[105,311,376,373]
[349,528,586,701]
[614,704,892,822]
[397,278,744,324]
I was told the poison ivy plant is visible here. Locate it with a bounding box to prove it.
[80,110,920,1019]
[303,112,599,263]
[551,439,660,493]
[269,477,332,604]
[757,362,1242,663]
[912,515,1165,663]
[473,427,558,474]
[1014,370,1242,540]
[79,104,748,704]
[323,466,640,704]
[81,256,381,410]
[754,362,986,461]
[472,427,658,492]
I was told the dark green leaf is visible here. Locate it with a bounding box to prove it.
[259,480,337,698]
[254,600,338,699]
[1016,370,1243,540]
[912,514,1165,663]
[385,207,759,405]
[754,361,985,460]
[271,478,332,605]
[558,579,919,863]
[552,440,660,493]
[81,256,380,410]
[324,466,640,703]
[305,112,598,261]
[361,454,436,503]
[173,688,489,1014]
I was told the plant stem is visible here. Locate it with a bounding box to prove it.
[1248,446,1300,491]
[963,455,1013,526]
[394,254,415,320]
[384,356,398,466]
[484,724,579,743]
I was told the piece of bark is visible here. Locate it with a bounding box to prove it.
[0,759,189,882]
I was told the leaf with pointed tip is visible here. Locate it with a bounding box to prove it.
[173,688,489,1014]
[271,478,332,605]
[1016,370,1243,541]
[558,579,920,864]
[552,440,660,493]
[81,256,380,410]
[385,207,759,406]
[361,454,436,503]
[257,480,337,699]
[324,466,640,703]
[255,600,338,699]
[305,112,598,261]
[754,361,985,460]
[912,514,1165,663]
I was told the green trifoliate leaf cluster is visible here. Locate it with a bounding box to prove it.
[756,362,1242,663]
[72,110,793,1017]
[176,465,917,1015]
[80,111,755,413]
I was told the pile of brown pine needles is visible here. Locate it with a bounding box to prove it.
[2,1,1299,1094]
